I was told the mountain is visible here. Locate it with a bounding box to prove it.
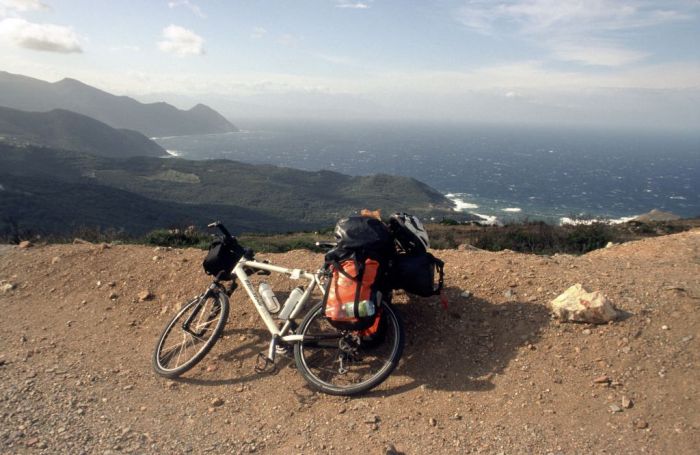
[0,106,165,158]
[0,71,238,137]
[0,144,455,235]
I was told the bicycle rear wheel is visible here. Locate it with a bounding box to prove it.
[152,289,229,378]
[294,301,404,396]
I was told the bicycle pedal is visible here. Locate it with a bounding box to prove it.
[254,352,275,374]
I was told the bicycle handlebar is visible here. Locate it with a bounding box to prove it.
[207,221,233,240]
[315,241,338,250]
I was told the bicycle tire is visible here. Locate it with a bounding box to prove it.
[293,300,404,396]
[152,289,229,378]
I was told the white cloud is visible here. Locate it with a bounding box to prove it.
[551,41,649,67]
[0,0,48,16]
[0,17,82,52]
[456,0,697,66]
[158,24,204,56]
[335,1,370,9]
[167,0,205,18]
[250,26,266,39]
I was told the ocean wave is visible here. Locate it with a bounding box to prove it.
[502,207,522,212]
[445,193,479,211]
[559,215,636,226]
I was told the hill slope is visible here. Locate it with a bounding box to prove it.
[0,230,697,453]
[0,71,237,137]
[0,144,454,235]
[0,106,165,158]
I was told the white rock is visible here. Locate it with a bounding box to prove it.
[550,284,618,324]
[1,283,15,293]
[460,291,471,298]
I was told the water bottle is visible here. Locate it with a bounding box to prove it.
[258,282,280,314]
[341,300,376,318]
[278,286,304,320]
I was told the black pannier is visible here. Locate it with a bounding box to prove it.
[391,252,444,297]
[202,238,244,280]
[334,216,394,258]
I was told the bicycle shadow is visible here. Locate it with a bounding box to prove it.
[372,285,551,396]
[175,326,295,387]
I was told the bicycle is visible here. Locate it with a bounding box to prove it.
[152,221,405,396]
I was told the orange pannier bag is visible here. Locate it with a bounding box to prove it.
[325,258,379,328]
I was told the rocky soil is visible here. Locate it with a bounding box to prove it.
[1,230,698,454]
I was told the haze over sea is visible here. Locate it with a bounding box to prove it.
[156,121,699,223]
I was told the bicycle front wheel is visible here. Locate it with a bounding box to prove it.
[152,289,229,378]
[294,301,404,396]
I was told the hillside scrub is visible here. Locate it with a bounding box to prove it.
[2,220,696,256]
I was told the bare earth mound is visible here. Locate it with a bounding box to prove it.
[1,230,698,454]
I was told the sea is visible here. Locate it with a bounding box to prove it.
[155,120,700,224]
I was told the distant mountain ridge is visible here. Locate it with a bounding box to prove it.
[0,106,165,158]
[0,71,238,137]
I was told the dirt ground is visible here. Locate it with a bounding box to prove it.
[1,230,698,454]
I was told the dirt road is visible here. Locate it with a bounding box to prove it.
[1,231,698,454]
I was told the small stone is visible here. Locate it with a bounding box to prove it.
[460,291,471,298]
[51,256,60,264]
[211,397,224,407]
[429,417,437,427]
[661,325,669,330]
[582,329,592,335]
[634,419,649,429]
[108,291,118,300]
[152,256,160,261]
[384,443,398,455]
[206,364,218,373]
[107,281,116,287]
[621,396,633,409]
[364,414,379,424]
[123,385,134,391]
[18,240,33,249]
[137,291,154,302]
[593,375,611,384]
[609,404,623,413]
[504,289,515,299]
[0,283,15,293]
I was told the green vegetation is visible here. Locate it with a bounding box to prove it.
[0,144,454,237]
[427,220,696,254]
[4,219,695,256]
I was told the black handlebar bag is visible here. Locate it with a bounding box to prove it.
[202,238,244,280]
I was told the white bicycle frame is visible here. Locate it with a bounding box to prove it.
[231,257,327,361]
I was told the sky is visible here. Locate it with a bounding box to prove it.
[1,0,699,131]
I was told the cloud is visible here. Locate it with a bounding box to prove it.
[0,17,82,52]
[158,24,204,56]
[551,41,649,67]
[0,0,48,16]
[250,26,266,39]
[167,0,205,18]
[335,1,370,9]
[456,0,697,66]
